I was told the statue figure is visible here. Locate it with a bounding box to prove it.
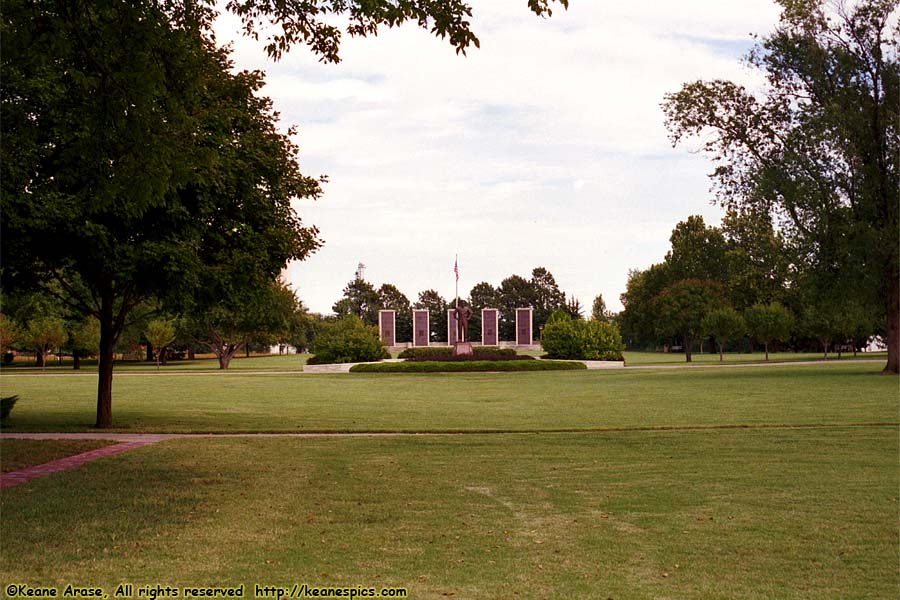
[454,304,473,343]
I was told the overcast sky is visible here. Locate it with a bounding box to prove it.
[214,0,782,315]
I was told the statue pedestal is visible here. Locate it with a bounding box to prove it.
[453,342,474,357]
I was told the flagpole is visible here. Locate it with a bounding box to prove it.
[454,254,459,308]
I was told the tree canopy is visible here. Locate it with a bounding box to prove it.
[1,1,320,425]
[663,0,899,373]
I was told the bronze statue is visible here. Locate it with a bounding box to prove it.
[454,304,473,342]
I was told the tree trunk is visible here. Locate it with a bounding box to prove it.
[764,342,769,361]
[96,310,115,429]
[216,342,244,370]
[718,342,724,362]
[146,342,153,362]
[885,275,899,374]
[73,353,81,370]
[684,336,693,363]
[35,350,44,368]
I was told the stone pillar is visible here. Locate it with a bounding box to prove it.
[447,309,459,345]
[515,307,533,346]
[378,310,396,347]
[413,309,430,347]
[482,308,499,346]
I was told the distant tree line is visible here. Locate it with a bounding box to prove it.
[619,213,883,362]
[0,278,309,371]
[327,267,611,344]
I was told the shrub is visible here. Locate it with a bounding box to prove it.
[350,360,585,373]
[307,316,390,365]
[398,346,524,361]
[1,395,19,420]
[542,313,624,361]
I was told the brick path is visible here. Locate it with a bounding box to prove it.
[1,441,155,489]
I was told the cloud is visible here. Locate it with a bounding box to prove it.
[215,0,781,313]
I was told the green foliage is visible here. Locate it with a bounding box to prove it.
[652,279,726,361]
[25,317,67,362]
[349,360,585,373]
[397,347,525,361]
[591,295,611,322]
[378,284,412,343]
[144,319,176,351]
[666,215,728,282]
[0,395,19,420]
[1,1,322,424]
[541,312,625,361]
[0,314,21,354]
[745,302,795,360]
[145,318,176,369]
[307,315,390,365]
[415,290,448,343]
[183,280,304,369]
[333,278,380,325]
[663,0,899,373]
[225,0,569,62]
[702,307,746,361]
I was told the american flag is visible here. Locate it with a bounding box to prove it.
[454,256,459,281]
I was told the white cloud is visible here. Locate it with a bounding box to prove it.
[215,0,781,313]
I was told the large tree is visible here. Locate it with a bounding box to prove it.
[663,0,899,373]
[378,283,412,343]
[652,279,726,362]
[1,1,320,425]
[665,215,728,282]
[415,290,448,343]
[2,0,570,426]
[333,278,380,325]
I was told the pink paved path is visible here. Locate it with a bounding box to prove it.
[1,441,155,489]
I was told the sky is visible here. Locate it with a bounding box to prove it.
[213,0,782,315]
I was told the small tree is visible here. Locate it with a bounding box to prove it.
[0,314,21,357]
[66,318,101,370]
[744,303,794,361]
[702,307,745,362]
[25,316,67,370]
[145,319,176,371]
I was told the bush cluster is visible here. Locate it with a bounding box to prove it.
[541,312,625,361]
[397,346,527,361]
[307,316,390,365]
[350,360,585,373]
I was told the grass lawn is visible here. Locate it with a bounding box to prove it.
[623,350,888,365]
[0,363,895,433]
[1,353,309,373]
[0,439,118,472]
[1,428,897,598]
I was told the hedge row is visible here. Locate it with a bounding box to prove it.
[397,346,524,361]
[349,360,586,373]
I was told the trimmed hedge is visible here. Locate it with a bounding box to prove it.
[397,346,526,361]
[349,360,585,373]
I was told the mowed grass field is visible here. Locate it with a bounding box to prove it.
[1,363,897,598]
[0,363,894,432]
